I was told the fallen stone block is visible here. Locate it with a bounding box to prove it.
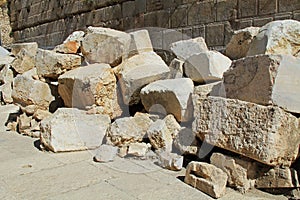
[168,58,184,79]
[140,78,194,122]
[12,69,55,110]
[94,144,118,163]
[174,127,200,156]
[107,112,153,146]
[185,161,228,198]
[170,37,208,61]
[221,54,300,114]
[184,51,232,83]
[128,29,153,57]
[58,63,119,119]
[0,83,13,104]
[157,151,183,171]
[81,26,131,66]
[128,142,150,157]
[33,109,52,121]
[54,31,84,54]
[36,49,82,79]
[0,64,14,84]
[247,20,300,57]
[193,96,300,167]
[11,42,38,57]
[40,108,111,152]
[255,167,299,188]
[116,52,170,105]
[193,82,221,98]
[225,27,259,60]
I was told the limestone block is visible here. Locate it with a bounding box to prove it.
[184,161,228,198]
[81,26,131,66]
[58,63,119,119]
[174,127,200,156]
[36,49,82,79]
[140,78,194,122]
[184,51,232,83]
[225,27,260,60]
[221,54,300,113]
[128,29,153,56]
[158,151,183,171]
[40,108,111,152]
[128,142,150,157]
[116,52,170,105]
[247,20,300,57]
[107,112,153,146]
[168,58,184,79]
[54,31,84,54]
[94,144,118,163]
[170,37,208,61]
[10,42,38,57]
[193,96,300,167]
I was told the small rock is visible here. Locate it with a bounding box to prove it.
[54,31,84,54]
[94,144,118,163]
[33,109,52,121]
[168,58,184,79]
[157,151,183,171]
[128,142,150,157]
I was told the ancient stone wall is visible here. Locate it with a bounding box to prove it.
[8,0,300,48]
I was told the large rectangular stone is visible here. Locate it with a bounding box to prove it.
[238,0,257,18]
[216,0,237,21]
[258,0,277,15]
[278,0,300,12]
[188,0,216,26]
[192,96,300,167]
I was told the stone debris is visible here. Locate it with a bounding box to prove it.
[54,31,84,54]
[94,144,119,163]
[128,29,153,57]
[40,108,111,152]
[184,51,232,83]
[170,37,208,61]
[157,151,183,171]
[168,58,184,79]
[128,142,150,157]
[184,161,228,198]
[247,20,300,57]
[221,54,300,114]
[81,26,131,66]
[225,27,259,60]
[140,78,194,122]
[174,127,200,156]
[193,96,300,167]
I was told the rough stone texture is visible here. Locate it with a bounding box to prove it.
[193,82,221,98]
[0,64,13,84]
[40,108,111,152]
[0,82,13,104]
[174,127,200,156]
[128,29,153,57]
[170,37,208,61]
[33,109,52,121]
[35,49,82,79]
[11,49,36,74]
[247,20,300,57]
[54,31,84,54]
[221,54,300,114]
[184,161,228,199]
[184,51,232,83]
[81,26,131,66]
[225,27,260,60]
[157,151,183,171]
[58,63,119,119]
[255,167,300,188]
[12,69,55,110]
[168,58,184,79]
[94,144,118,163]
[210,153,253,193]
[140,78,194,122]
[163,114,181,138]
[193,96,300,167]
[127,142,150,157]
[147,119,173,152]
[107,112,153,146]
[116,52,170,105]
[11,42,38,57]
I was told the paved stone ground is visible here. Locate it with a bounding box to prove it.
[0,105,288,200]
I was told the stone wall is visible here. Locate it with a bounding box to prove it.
[8,0,300,49]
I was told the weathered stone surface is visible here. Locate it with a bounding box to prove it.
[54,31,84,54]
[193,81,221,98]
[36,49,82,79]
[58,63,119,119]
[174,127,200,156]
[0,64,14,84]
[168,58,184,79]
[81,26,131,66]
[184,161,228,198]
[18,113,31,133]
[128,29,153,56]
[33,109,52,121]
[141,78,194,122]
[11,42,38,57]
[158,151,183,171]
[0,83,13,104]
[170,37,208,61]
[116,52,170,105]
[221,54,300,113]
[11,48,36,74]
[247,20,300,57]
[255,167,299,188]
[107,112,153,146]
[210,153,253,193]
[147,119,173,152]
[12,69,55,110]
[225,27,260,60]
[163,114,181,138]
[193,96,300,167]
[184,51,232,83]
[128,142,150,157]
[40,108,111,152]
[94,144,118,163]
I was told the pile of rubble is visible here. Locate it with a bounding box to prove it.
[0,19,299,199]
